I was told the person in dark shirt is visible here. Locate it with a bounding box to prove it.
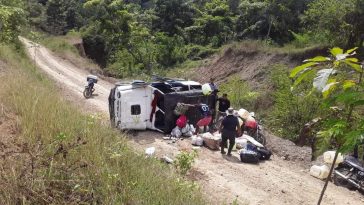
[217,94,230,112]
[220,108,240,156]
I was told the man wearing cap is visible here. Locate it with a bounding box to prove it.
[220,108,240,156]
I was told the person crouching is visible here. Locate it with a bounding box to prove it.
[220,108,240,156]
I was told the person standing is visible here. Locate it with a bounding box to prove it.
[209,78,218,122]
[220,108,240,156]
[216,93,230,118]
[209,77,218,94]
[179,102,212,134]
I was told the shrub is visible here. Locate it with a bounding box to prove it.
[219,76,259,111]
[174,150,198,175]
[266,64,322,141]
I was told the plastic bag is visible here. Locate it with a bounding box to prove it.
[145,147,155,156]
[171,126,182,138]
[181,124,190,134]
[192,135,203,146]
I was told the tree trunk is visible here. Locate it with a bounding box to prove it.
[266,17,273,40]
[317,149,339,205]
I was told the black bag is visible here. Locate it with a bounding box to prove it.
[240,149,259,163]
[256,147,272,160]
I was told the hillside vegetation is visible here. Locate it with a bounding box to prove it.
[0,45,205,204]
[5,0,362,78]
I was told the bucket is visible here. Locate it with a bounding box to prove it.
[323,151,344,164]
[310,165,330,179]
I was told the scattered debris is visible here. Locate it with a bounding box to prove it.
[161,156,174,164]
[145,147,156,157]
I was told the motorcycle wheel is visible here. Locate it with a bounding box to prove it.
[255,132,266,146]
[333,166,355,190]
[83,88,92,99]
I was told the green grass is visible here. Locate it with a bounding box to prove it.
[219,39,328,56]
[40,33,80,56]
[0,44,205,204]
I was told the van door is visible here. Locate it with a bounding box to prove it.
[119,87,149,130]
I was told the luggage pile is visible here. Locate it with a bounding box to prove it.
[237,135,272,164]
[170,124,196,138]
[201,132,221,150]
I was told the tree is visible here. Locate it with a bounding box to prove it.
[236,0,310,44]
[154,0,196,35]
[302,0,356,46]
[344,0,364,48]
[45,0,67,35]
[186,0,235,46]
[0,0,26,44]
[82,0,133,66]
[291,47,364,204]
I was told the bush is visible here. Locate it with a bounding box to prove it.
[266,64,322,141]
[289,31,312,48]
[174,150,198,175]
[185,44,218,60]
[219,76,259,111]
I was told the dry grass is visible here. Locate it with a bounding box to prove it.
[0,44,205,204]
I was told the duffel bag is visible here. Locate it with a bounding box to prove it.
[256,147,272,160]
[239,149,259,164]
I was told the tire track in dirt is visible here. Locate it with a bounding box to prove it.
[20,37,364,205]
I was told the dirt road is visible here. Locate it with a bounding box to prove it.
[21,38,364,205]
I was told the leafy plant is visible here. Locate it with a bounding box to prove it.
[0,1,26,45]
[174,150,198,175]
[267,64,321,141]
[290,46,364,204]
[219,76,259,111]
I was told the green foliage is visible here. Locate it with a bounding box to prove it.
[291,46,364,154]
[219,76,259,111]
[12,0,364,78]
[289,31,312,48]
[0,0,26,45]
[302,0,361,46]
[267,64,321,141]
[174,150,198,175]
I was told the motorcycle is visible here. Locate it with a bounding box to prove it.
[245,120,266,146]
[83,75,98,99]
[333,155,364,193]
[83,84,95,98]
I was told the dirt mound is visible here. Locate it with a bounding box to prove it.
[193,43,327,89]
[264,130,312,168]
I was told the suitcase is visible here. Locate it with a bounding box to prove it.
[239,149,259,163]
[256,147,272,160]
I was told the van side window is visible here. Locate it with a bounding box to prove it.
[131,105,141,115]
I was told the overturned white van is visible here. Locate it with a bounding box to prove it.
[108,78,216,133]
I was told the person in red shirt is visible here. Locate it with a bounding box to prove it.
[180,103,212,134]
